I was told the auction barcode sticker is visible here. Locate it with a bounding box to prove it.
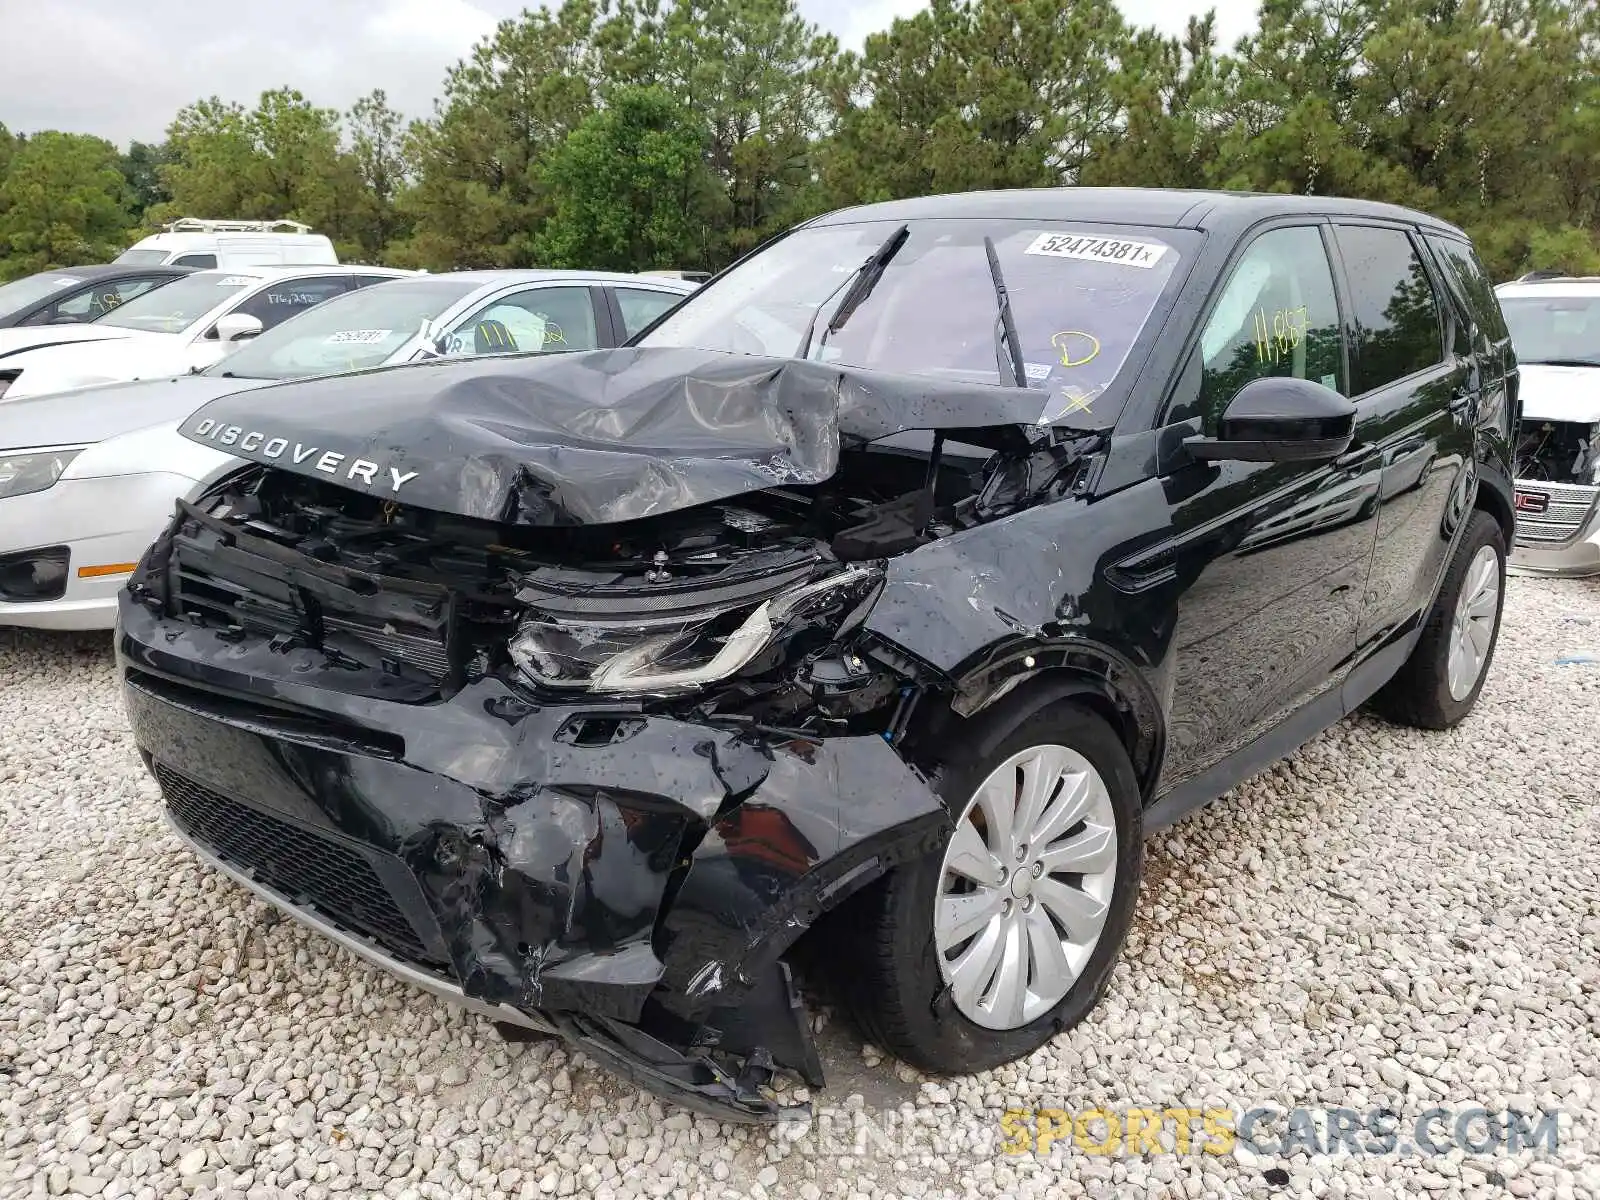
[1025,232,1168,268]
[325,329,393,344]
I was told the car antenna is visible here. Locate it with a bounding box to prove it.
[985,236,1027,388]
[795,224,910,360]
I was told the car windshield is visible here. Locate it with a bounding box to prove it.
[1501,294,1600,366]
[211,278,482,380]
[639,218,1193,424]
[113,249,169,265]
[0,272,83,315]
[93,272,257,333]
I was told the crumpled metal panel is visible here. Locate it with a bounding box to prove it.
[178,347,1059,527]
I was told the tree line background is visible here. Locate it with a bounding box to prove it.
[1,0,1597,285]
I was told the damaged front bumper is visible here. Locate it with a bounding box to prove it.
[117,595,947,1121]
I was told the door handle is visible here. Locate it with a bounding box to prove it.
[1334,443,1380,471]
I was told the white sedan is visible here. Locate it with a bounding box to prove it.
[0,270,693,629]
[0,266,411,401]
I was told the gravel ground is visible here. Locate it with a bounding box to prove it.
[1,576,1597,1200]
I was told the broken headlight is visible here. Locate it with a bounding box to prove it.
[0,447,83,500]
[509,564,881,694]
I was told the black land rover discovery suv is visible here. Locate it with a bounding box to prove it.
[117,188,1518,1121]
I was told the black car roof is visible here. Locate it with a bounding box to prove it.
[807,187,1468,240]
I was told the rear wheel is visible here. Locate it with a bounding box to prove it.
[1368,509,1506,730]
[841,698,1142,1074]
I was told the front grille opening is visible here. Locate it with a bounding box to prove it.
[0,546,69,603]
[156,763,444,968]
[165,500,458,685]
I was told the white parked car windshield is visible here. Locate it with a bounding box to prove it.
[112,249,169,264]
[93,273,256,334]
[1501,295,1600,367]
[213,278,481,380]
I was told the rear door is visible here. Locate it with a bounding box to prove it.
[1328,223,1474,651]
[1147,222,1378,790]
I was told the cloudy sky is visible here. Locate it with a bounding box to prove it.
[0,0,1260,147]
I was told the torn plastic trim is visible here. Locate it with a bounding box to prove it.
[118,594,951,1091]
[168,799,816,1124]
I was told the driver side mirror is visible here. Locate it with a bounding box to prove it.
[1183,376,1356,464]
[213,313,264,344]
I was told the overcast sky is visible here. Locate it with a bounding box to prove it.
[0,0,1260,147]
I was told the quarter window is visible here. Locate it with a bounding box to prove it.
[1193,226,1344,430]
[1425,236,1509,343]
[442,287,598,357]
[615,288,682,338]
[1333,225,1445,394]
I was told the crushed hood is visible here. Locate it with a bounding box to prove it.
[1518,363,1600,424]
[179,347,1058,526]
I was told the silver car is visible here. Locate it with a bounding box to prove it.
[0,270,693,629]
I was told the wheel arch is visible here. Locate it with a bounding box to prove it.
[899,637,1166,805]
[1472,469,1515,549]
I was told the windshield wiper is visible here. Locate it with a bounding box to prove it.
[795,224,910,360]
[984,236,1027,388]
[1522,358,1600,368]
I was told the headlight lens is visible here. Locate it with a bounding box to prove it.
[509,564,881,694]
[0,448,83,500]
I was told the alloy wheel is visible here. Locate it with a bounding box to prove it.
[933,744,1118,1030]
[1447,544,1501,701]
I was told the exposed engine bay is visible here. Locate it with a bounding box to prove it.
[135,430,1094,735]
[1516,418,1599,484]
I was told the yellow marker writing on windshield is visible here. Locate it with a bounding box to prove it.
[1055,386,1095,416]
[1051,330,1101,368]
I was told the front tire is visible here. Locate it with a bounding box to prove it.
[841,697,1142,1075]
[1368,508,1506,730]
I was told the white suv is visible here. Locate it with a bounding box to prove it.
[1496,275,1600,576]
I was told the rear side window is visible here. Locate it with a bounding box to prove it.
[1190,225,1345,430]
[232,277,350,331]
[1334,225,1445,394]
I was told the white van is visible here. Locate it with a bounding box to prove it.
[114,218,339,269]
